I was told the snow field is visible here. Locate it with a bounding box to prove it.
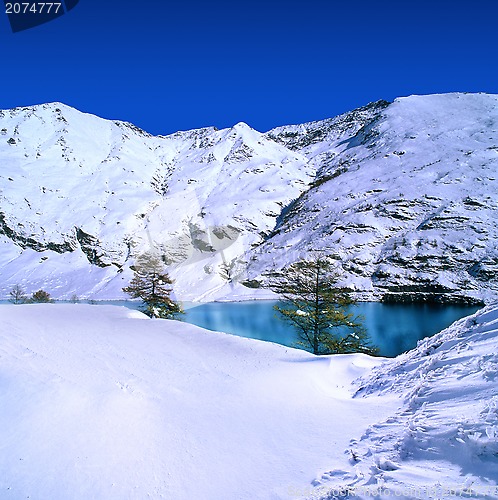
[0,304,396,499]
[2,304,498,498]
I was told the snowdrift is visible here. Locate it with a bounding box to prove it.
[310,303,498,499]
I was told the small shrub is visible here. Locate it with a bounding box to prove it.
[30,289,53,303]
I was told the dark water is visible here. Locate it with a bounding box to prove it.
[182,301,480,357]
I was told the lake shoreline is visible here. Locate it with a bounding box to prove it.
[0,298,483,358]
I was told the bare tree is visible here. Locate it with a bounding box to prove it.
[9,284,27,304]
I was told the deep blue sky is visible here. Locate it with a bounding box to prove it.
[1,0,497,135]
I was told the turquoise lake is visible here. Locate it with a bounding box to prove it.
[182,301,480,357]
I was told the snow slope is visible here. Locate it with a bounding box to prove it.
[1,303,498,499]
[307,303,498,499]
[0,304,394,500]
[0,94,497,302]
[255,93,498,304]
[0,103,311,300]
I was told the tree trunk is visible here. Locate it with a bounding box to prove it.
[313,261,320,354]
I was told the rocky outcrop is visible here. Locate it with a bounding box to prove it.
[0,211,76,254]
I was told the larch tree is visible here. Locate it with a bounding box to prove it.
[268,255,377,355]
[123,251,183,319]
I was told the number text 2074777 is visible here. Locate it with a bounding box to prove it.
[5,3,62,15]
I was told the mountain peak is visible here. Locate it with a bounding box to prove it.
[232,121,253,130]
[229,121,260,138]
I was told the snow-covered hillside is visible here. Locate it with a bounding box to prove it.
[255,93,498,304]
[1,302,497,499]
[0,103,310,299]
[0,304,395,500]
[0,94,497,301]
[307,302,498,500]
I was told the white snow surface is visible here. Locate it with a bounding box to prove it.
[309,303,498,499]
[258,93,498,303]
[0,103,311,301]
[1,303,498,499]
[0,304,393,500]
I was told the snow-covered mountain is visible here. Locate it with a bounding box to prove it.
[256,93,498,304]
[0,94,497,302]
[0,103,311,299]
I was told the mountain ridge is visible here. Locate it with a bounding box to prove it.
[0,94,497,302]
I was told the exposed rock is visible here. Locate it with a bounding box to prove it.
[0,211,76,253]
[381,292,484,305]
[75,228,111,267]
